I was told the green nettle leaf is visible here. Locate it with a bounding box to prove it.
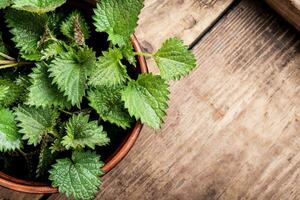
[89,48,129,87]
[0,0,11,9]
[0,85,9,102]
[15,75,32,102]
[121,74,169,129]
[50,138,64,153]
[0,78,21,107]
[41,42,65,60]
[0,108,22,152]
[47,12,65,32]
[62,114,110,150]
[15,106,59,146]
[49,151,104,200]
[61,11,90,45]
[93,0,144,46]
[28,63,71,108]
[49,47,96,106]
[12,0,66,14]
[88,86,132,129]
[154,38,197,81]
[5,9,48,60]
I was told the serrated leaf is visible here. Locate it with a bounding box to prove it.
[15,75,32,103]
[28,63,71,108]
[49,47,96,106]
[121,74,169,129]
[5,9,48,60]
[0,108,22,152]
[0,0,11,9]
[154,38,196,81]
[12,0,66,14]
[89,48,129,87]
[41,42,64,60]
[88,86,132,129]
[0,0,12,9]
[50,138,64,153]
[93,0,143,46]
[15,106,59,146]
[49,151,104,200]
[41,41,71,60]
[61,11,90,45]
[0,85,9,102]
[0,78,21,107]
[62,114,110,150]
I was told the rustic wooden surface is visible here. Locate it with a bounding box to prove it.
[0,186,42,200]
[1,0,300,199]
[266,0,300,31]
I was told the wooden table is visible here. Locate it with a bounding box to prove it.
[1,0,299,199]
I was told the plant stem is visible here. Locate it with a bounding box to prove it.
[59,109,73,115]
[126,76,133,81]
[0,60,15,65]
[134,52,153,57]
[0,52,15,61]
[17,149,27,157]
[0,61,32,69]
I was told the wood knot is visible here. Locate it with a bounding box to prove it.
[141,40,154,53]
[195,0,218,8]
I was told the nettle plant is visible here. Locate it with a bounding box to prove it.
[0,0,196,199]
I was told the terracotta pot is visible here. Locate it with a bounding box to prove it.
[0,15,147,196]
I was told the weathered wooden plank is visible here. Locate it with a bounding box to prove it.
[48,0,300,200]
[89,0,299,199]
[265,0,300,31]
[0,186,42,200]
[135,0,236,51]
[46,0,237,200]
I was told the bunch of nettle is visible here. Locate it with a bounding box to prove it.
[0,0,196,199]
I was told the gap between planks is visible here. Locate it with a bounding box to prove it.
[44,0,238,200]
[94,0,300,199]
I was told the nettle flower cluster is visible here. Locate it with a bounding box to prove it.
[0,0,196,199]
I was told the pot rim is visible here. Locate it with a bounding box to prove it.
[0,35,147,194]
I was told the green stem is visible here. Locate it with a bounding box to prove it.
[109,42,113,48]
[0,62,31,69]
[0,60,15,65]
[59,109,73,115]
[0,52,15,61]
[134,52,153,57]
[126,76,133,81]
[17,149,27,158]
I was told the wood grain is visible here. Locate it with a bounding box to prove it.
[50,0,300,199]
[135,0,235,52]
[93,0,299,199]
[5,0,300,199]
[265,0,300,31]
[0,186,42,200]
[2,0,236,199]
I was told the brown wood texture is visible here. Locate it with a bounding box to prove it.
[265,0,300,31]
[135,0,235,51]
[48,0,300,199]
[0,187,42,200]
[3,0,300,199]
[93,1,300,199]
